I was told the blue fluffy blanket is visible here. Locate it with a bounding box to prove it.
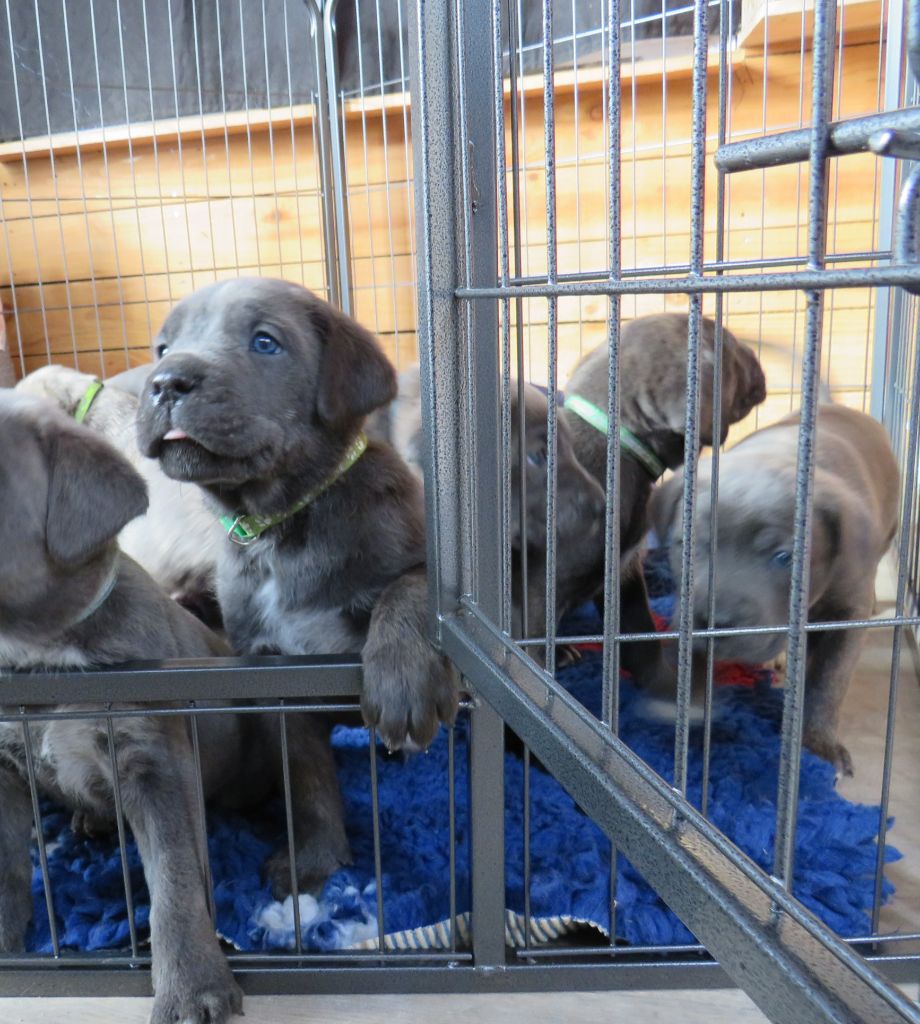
[26,589,899,954]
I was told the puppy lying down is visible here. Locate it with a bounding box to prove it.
[16,365,221,621]
[135,278,458,751]
[651,403,899,774]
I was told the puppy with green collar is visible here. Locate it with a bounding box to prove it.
[16,364,222,623]
[562,313,767,691]
[0,392,245,1024]
[136,278,458,757]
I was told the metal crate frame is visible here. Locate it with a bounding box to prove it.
[0,1,918,1020]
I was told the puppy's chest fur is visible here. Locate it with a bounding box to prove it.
[0,634,99,800]
[0,635,91,673]
[220,534,370,655]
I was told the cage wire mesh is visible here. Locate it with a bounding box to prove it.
[0,0,918,1012]
[412,0,920,1007]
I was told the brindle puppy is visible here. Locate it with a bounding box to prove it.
[367,370,607,648]
[563,313,767,689]
[135,278,458,751]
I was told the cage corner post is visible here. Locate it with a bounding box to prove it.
[318,0,355,314]
[407,0,509,971]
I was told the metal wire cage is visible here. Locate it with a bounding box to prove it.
[0,0,919,1020]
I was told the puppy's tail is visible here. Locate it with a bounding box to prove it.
[737,335,834,405]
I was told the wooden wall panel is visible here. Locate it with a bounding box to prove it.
[0,39,885,429]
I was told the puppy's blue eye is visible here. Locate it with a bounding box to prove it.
[250,332,283,355]
[771,549,793,568]
[527,449,547,468]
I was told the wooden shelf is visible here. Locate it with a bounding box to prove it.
[0,103,318,163]
[0,37,729,164]
[739,0,883,51]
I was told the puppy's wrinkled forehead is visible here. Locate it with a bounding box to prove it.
[158,278,322,364]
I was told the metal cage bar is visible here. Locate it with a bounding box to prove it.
[0,0,918,1011]
[411,0,920,1015]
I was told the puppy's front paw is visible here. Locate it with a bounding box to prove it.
[71,806,116,839]
[151,946,242,1024]
[555,644,582,669]
[803,731,854,777]
[638,657,679,698]
[361,642,458,752]
[0,882,33,953]
[266,832,351,901]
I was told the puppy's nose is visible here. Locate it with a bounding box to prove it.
[150,368,200,405]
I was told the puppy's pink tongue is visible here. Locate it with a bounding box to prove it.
[163,428,189,441]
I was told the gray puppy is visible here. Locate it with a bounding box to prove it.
[0,392,245,1024]
[108,361,158,397]
[650,403,899,775]
[16,364,221,623]
[368,369,607,647]
[135,278,457,750]
[563,313,767,689]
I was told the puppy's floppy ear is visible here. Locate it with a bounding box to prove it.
[649,472,684,545]
[314,303,397,426]
[815,501,841,564]
[726,342,766,425]
[815,476,875,574]
[45,427,149,566]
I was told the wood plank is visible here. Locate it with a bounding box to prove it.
[0,265,330,318]
[1,125,323,218]
[339,44,881,189]
[739,0,883,51]
[1,38,883,407]
[3,265,331,363]
[0,36,720,166]
[514,305,878,392]
[0,43,882,199]
[341,152,878,262]
[16,325,416,381]
[0,104,319,163]
[502,152,879,247]
[0,193,331,283]
[21,346,153,380]
[2,245,877,359]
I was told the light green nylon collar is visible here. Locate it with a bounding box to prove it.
[220,431,369,546]
[74,379,105,424]
[563,393,666,480]
[71,555,120,626]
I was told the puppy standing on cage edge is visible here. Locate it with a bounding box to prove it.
[135,277,459,755]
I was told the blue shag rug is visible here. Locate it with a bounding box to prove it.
[25,563,900,953]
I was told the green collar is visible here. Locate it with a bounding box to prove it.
[563,393,667,480]
[74,379,105,424]
[71,556,120,626]
[220,431,369,546]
